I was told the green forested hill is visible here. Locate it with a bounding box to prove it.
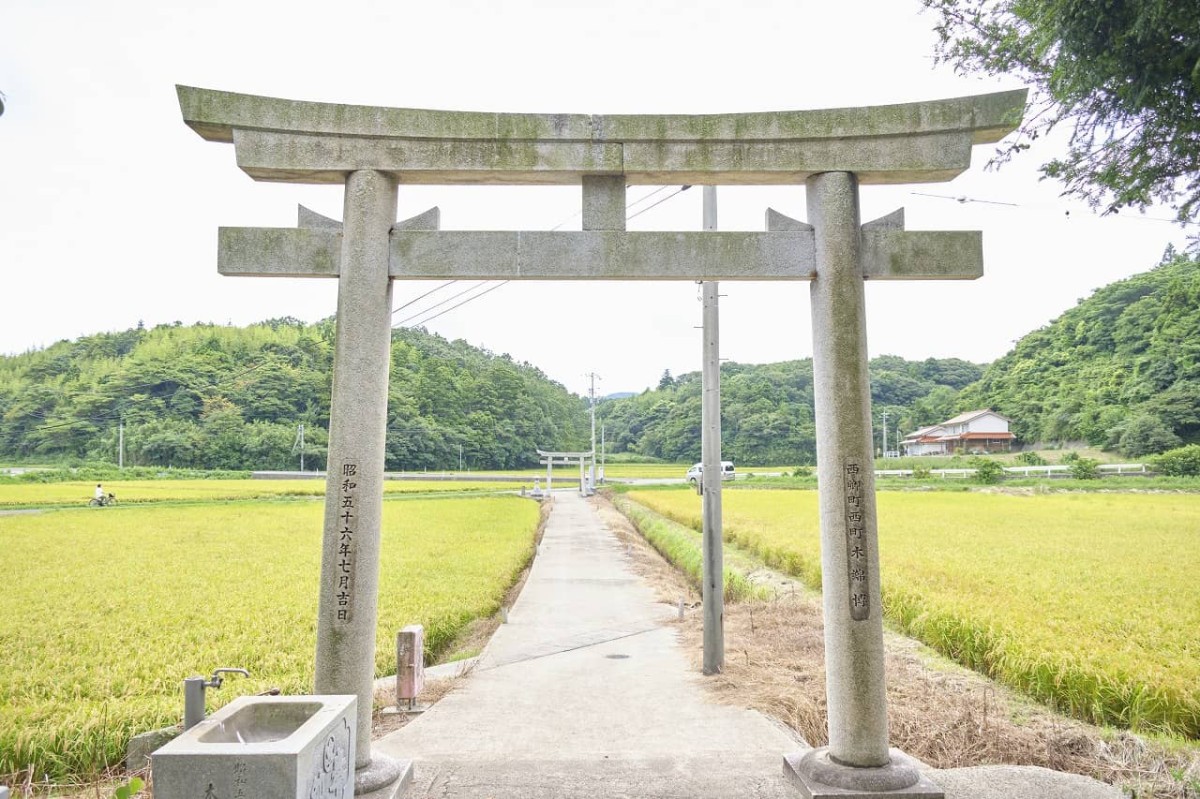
[0,319,588,470]
[12,251,1193,471]
[601,356,983,465]
[958,251,1200,455]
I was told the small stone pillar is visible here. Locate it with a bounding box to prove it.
[395,625,425,704]
[785,172,940,798]
[314,169,411,796]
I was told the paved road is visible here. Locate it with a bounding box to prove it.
[375,490,801,798]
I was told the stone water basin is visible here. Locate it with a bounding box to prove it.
[153,694,356,799]
[198,699,323,744]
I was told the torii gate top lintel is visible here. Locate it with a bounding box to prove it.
[182,85,1026,283]
[177,84,1026,186]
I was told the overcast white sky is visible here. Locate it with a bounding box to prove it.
[1,0,1191,397]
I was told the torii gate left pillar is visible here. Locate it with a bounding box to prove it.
[315,170,407,794]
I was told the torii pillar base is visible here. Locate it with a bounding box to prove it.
[784,749,942,799]
[355,754,413,799]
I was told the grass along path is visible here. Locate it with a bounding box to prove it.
[611,495,765,602]
[0,495,540,784]
[627,488,1200,740]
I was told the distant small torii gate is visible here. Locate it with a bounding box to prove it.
[178,84,1025,799]
[536,448,594,496]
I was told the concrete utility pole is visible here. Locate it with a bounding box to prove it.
[587,372,599,493]
[600,423,606,483]
[881,412,888,458]
[700,185,724,676]
[291,423,306,472]
[118,421,124,470]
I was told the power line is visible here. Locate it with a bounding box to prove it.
[394,185,694,329]
[404,282,510,328]
[19,187,699,435]
[393,281,489,328]
[910,191,1017,207]
[18,187,697,438]
[627,185,693,221]
[392,281,457,316]
[909,190,1179,222]
[624,185,674,213]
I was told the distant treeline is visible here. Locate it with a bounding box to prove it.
[600,356,983,466]
[0,318,588,470]
[4,251,1196,470]
[600,251,1200,464]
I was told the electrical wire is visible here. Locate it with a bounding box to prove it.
[909,190,1179,222]
[392,185,694,330]
[392,281,458,315]
[17,185,698,435]
[403,282,510,328]
[910,191,1018,207]
[393,281,489,328]
[626,185,692,221]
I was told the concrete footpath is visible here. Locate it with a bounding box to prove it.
[375,490,800,798]
[375,491,1123,799]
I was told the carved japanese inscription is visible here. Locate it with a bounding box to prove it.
[843,461,870,621]
[335,461,358,624]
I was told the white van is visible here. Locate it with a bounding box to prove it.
[686,461,735,490]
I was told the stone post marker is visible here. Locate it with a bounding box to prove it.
[177,83,1025,799]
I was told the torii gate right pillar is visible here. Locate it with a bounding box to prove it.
[784,172,941,797]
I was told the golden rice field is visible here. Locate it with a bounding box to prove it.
[601,463,690,479]
[0,478,521,507]
[626,489,1200,739]
[0,496,539,782]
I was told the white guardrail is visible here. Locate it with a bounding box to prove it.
[874,463,1148,479]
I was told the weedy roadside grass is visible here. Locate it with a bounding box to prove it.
[611,495,764,602]
[627,488,1200,741]
[0,479,517,507]
[0,496,540,784]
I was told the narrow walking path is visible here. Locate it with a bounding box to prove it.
[375,490,801,798]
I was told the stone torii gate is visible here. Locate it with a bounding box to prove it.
[536,449,595,496]
[178,84,1025,799]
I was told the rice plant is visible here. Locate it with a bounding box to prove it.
[627,489,1200,739]
[0,496,538,782]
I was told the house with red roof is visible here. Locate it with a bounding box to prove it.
[901,409,1015,456]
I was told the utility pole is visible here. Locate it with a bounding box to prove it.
[881,412,888,459]
[700,185,724,675]
[292,423,306,472]
[600,423,606,484]
[458,444,463,471]
[118,421,124,470]
[587,372,599,494]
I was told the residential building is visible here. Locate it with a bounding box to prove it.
[901,409,1015,456]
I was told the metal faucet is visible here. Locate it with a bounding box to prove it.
[183,667,249,730]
